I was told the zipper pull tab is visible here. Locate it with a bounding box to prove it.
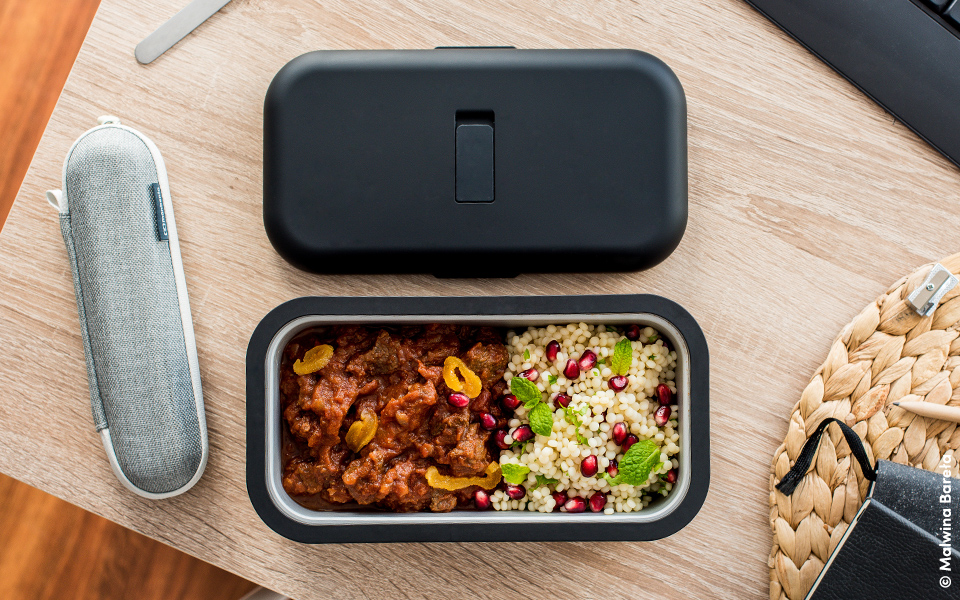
[45,189,65,213]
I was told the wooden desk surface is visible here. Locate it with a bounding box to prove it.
[2,1,958,598]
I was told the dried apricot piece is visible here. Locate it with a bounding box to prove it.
[442,356,482,398]
[293,344,333,375]
[425,462,501,491]
[345,411,378,452]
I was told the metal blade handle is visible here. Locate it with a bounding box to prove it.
[135,0,233,64]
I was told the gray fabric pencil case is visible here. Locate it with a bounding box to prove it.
[47,116,207,498]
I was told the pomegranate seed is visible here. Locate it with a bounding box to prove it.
[656,383,673,406]
[480,413,497,430]
[505,484,526,500]
[564,497,586,513]
[494,429,510,449]
[623,434,639,450]
[448,392,470,408]
[625,324,642,341]
[474,489,491,510]
[512,424,534,443]
[655,405,671,427]
[580,455,598,477]
[563,359,580,379]
[666,468,678,484]
[502,394,520,410]
[554,393,571,408]
[609,375,628,392]
[551,491,567,509]
[588,493,607,512]
[545,340,561,362]
[520,368,539,382]
[578,350,597,371]
[606,460,619,478]
[611,422,627,445]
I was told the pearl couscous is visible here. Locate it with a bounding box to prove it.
[490,323,681,514]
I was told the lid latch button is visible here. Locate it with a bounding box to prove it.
[455,111,494,203]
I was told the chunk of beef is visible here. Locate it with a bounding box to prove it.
[352,330,400,376]
[429,490,458,513]
[462,341,510,387]
[446,423,493,476]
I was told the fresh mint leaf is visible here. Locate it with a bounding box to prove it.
[647,333,659,344]
[535,474,559,487]
[501,463,530,485]
[510,376,542,409]
[604,439,659,486]
[610,337,633,376]
[558,406,589,444]
[547,374,558,386]
[562,406,582,427]
[529,402,554,437]
[523,349,531,361]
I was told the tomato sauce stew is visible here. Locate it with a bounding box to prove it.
[280,325,509,512]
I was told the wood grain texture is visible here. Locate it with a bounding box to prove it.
[0,1,256,597]
[0,473,257,600]
[0,0,958,599]
[0,0,101,230]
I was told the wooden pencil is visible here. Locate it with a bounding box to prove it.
[893,401,960,423]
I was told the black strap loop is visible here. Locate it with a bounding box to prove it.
[775,417,877,496]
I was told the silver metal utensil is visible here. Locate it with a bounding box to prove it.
[135,0,233,64]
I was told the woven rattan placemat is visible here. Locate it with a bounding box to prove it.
[768,254,960,600]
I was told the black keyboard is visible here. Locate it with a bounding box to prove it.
[918,0,960,31]
[746,0,960,168]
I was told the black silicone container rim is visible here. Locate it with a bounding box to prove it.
[246,294,709,543]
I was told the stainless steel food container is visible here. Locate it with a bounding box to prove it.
[247,295,709,543]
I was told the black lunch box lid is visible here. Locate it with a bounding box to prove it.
[263,49,687,276]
